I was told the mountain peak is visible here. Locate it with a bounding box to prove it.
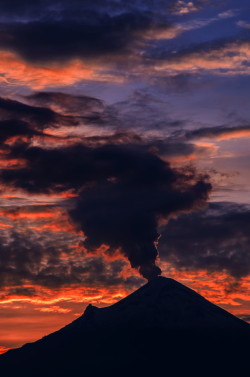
[78,276,247,331]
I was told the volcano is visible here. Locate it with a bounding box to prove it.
[0,277,249,376]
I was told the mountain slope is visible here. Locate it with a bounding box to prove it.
[0,277,249,377]
[80,277,248,329]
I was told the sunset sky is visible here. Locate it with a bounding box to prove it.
[0,0,250,353]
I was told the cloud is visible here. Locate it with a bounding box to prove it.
[146,139,215,161]
[0,228,75,288]
[0,119,42,143]
[0,1,246,89]
[0,93,110,149]
[0,95,79,129]
[0,205,60,220]
[0,2,173,87]
[169,1,199,15]
[34,305,71,313]
[0,12,159,64]
[0,1,169,20]
[154,41,250,76]
[0,51,99,89]
[0,223,138,290]
[27,91,105,117]
[149,9,237,42]
[0,89,214,187]
[0,205,79,234]
[158,202,250,278]
[237,20,250,29]
[186,125,250,141]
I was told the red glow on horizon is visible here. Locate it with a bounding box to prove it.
[0,269,249,351]
[0,346,9,355]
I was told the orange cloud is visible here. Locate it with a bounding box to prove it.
[164,142,219,164]
[155,42,250,75]
[0,207,60,220]
[0,206,81,234]
[0,50,120,89]
[0,284,131,307]
[211,129,250,141]
[0,158,26,168]
[171,1,198,15]
[144,25,183,40]
[29,220,78,234]
[160,262,250,314]
[0,267,249,315]
[0,222,12,229]
[189,128,250,142]
[35,306,71,314]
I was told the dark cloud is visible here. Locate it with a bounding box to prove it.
[0,0,247,80]
[0,0,208,20]
[0,13,156,63]
[0,0,185,64]
[0,89,208,165]
[78,132,143,147]
[0,1,173,21]
[25,90,210,160]
[0,94,108,144]
[147,139,208,159]
[6,287,37,297]
[0,143,109,193]
[186,125,250,140]
[0,228,72,288]
[0,119,42,142]
[0,141,211,280]
[0,96,79,129]
[158,202,250,278]
[27,91,105,117]
[0,226,140,291]
[0,1,140,18]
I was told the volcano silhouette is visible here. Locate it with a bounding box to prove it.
[0,277,249,377]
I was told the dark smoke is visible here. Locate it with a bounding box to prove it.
[0,141,211,280]
[65,145,211,280]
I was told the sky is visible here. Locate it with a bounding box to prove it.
[0,0,250,353]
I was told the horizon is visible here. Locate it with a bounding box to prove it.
[0,0,249,354]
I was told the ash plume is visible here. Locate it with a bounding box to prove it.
[1,140,211,280]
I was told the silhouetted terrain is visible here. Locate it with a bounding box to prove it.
[0,277,249,376]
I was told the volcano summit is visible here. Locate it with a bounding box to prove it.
[0,277,249,376]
